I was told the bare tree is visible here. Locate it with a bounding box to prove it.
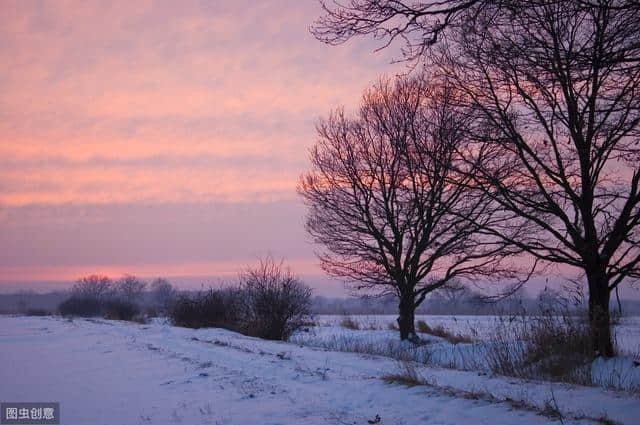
[115,275,146,302]
[150,278,177,312]
[311,0,640,357]
[72,274,113,301]
[311,0,484,63]
[436,0,640,357]
[299,75,515,340]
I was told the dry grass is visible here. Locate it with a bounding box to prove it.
[415,320,432,334]
[416,320,473,344]
[340,316,361,330]
[596,415,623,425]
[292,333,433,364]
[382,361,424,387]
[486,309,595,385]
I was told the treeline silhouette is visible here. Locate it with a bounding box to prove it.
[4,287,640,316]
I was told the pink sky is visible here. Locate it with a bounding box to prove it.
[0,0,399,292]
[4,1,636,300]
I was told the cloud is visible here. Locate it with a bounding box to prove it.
[0,199,313,268]
[0,0,397,282]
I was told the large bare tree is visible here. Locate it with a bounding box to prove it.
[299,75,515,340]
[441,0,640,357]
[312,0,640,356]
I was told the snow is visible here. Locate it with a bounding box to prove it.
[313,314,640,353]
[1,316,639,425]
[592,356,640,392]
[306,315,640,376]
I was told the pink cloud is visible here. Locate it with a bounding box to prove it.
[0,0,396,283]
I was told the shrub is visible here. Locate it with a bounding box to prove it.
[58,296,102,317]
[25,309,50,316]
[241,257,313,341]
[169,288,243,330]
[103,299,141,321]
[170,297,206,328]
[169,258,312,341]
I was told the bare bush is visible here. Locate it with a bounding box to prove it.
[169,259,312,341]
[240,258,313,341]
[169,288,244,331]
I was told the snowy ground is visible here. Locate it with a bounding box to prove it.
[295,315,640,392]
[1,316,639,425]
[312,315,640,354]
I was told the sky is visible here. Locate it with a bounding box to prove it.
[1,1,637,299]
[0,0,400,294]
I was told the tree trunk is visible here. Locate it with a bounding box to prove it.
[397,294,417,341]
[587,273,614,357]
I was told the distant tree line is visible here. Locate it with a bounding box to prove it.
[4,287,640,317]
[57,274,179,320]
[47,258,313,341]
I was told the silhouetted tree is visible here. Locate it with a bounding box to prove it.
[72,274,113,301]
[311,0,640,356]
[311,0,484,63]
[438,0,640,357]
[115,274,146,302]
[299,75,515,340]
[150,278,177,312]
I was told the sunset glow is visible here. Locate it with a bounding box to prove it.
[0,1,395,286]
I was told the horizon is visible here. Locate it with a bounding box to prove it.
[2,275,639,301]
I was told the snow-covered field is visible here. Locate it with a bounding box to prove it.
[312,315,640,354]
[296,315,640,392]
[1,316,639,425]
